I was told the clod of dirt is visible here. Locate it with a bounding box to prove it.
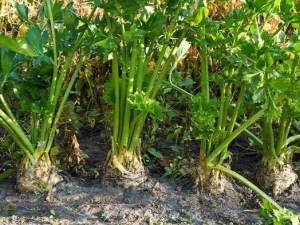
[255,163,298,196]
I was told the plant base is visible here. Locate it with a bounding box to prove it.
[196,169,228,194]
[255,163,297,196]
[104,155,147,188]
[204,174,227,194]
[16,161,62,193]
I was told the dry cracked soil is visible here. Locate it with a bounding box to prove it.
[0,125,299,225]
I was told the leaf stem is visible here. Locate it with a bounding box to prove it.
[205,94,285,163]
[212,164,283,211]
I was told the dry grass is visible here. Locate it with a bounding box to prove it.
[207,0,244,19]
[0,0,94,36]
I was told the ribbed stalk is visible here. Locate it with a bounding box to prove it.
[120,40,138,152]
[205,94,285,164]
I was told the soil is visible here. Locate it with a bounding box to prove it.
[0,125,299,225]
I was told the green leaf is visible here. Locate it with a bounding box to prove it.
[143,11,165,37]
[241,42,257,60]
[16,37,36,55]
[148,148,163,159]
[189,94,222,140]
[256,55,266,70]
[127,91,165,120]
[178,78,196,87]
[123,27,147,42]
[50,146,59,157]
[2,203,18,211]
[265,53,274,68]
[179,168,186,176]
[63,3,79,30]
[162,167,172,178]
[25,25,43,55]
[94,38,109,48]
[0,35,39,57]
[87,117,95,128]
[189,7,209,26]
[266,98,281,120]
[102,76,115,104]
[0,169,15,180]
[15,3,29,22]
[50,209,55,215]
[166,133,178,140]
[0,36,23,54]
[1,49,14,75]
[45,1,64,22]
[269,76,289,92]
[252,87,265,103]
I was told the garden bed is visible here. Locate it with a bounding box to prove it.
[0,125,299,225]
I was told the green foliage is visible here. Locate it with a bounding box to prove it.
[189,94,221,139]
[162,147,195,180]
[147,148,163,160]
[0,36,39,57]
[127,91,164,120]
[15,2,29,22]
[257,199,300,225]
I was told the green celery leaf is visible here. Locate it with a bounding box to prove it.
[269,76,290,92]
[45,1,64,22]
[63,3,79,30]
[189,94,221,139]
[162,167,172,178]
[15,2,29,22]
[1,49,14,75]
[127,91,165,120]
[188,7,209,26]
[143,11,165,37]
[0,36,38,57]
[102,77,115,105]
[25,25,43,55]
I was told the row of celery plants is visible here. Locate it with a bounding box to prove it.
[92,0,299,220]
[0,0,299,223]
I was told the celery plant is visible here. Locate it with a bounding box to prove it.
[186,2,261,193]
[96,0,190,187]
[187,0,300,196]
[232,0,300,195]
[255,32,300,195]
[0,0,95,192]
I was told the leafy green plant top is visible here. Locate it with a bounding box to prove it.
[257,199,300,225]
